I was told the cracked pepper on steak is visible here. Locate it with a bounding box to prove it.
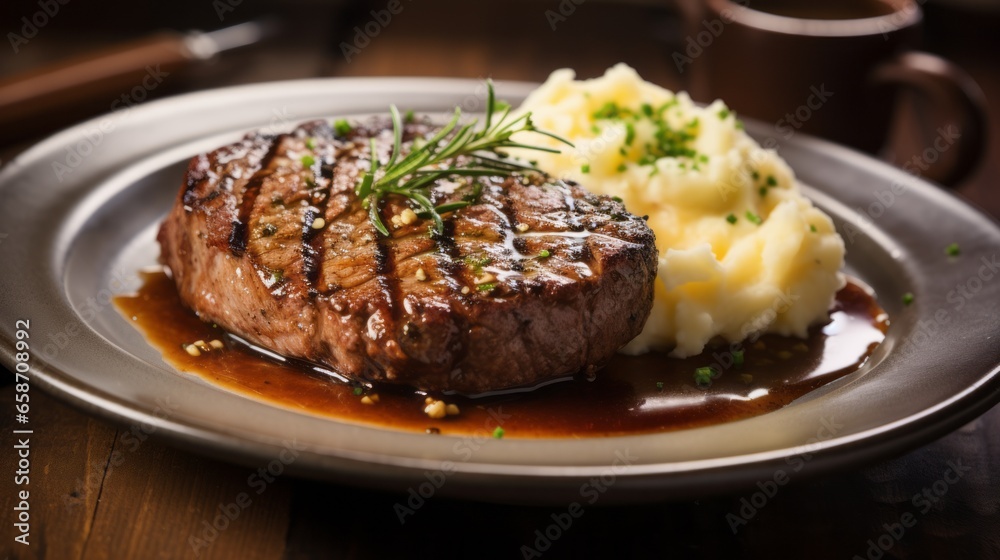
[157,118,658,393]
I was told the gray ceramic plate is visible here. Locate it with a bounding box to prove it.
[1,78,999,505]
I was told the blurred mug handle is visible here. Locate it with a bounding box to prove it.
[870,52,988,187]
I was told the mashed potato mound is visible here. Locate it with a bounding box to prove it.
[512,64,845,357]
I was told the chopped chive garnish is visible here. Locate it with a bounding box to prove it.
[353,387,363,396]
[582,98,701,163]
[745,211,762,225]
[946,243,960,256]
[751,170,760,181]
[618,147,628,156]
[718,108,730,120]
[611,195,623,202]
[538,249,551,258]
[759,186,768,197]
[581,164,590,174]
[902,292,914,306]
[732,350,744,368]
[333,118,352,136]
[305,137,316,150]
[477,282,497,292]
[735,120,745,130]
[766,175,777,187]
[694,367,714,387]
[616,163,628,172]
[300,154,316,167]
[492,426,505,439]
[810,224,817,233]
[698,154,709,164]
[593,101,621,119]
[726,213,737,224]
[656,381,664,391]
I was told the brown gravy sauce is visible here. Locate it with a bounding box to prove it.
[115,271,887,438]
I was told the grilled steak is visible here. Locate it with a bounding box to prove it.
[158,118,657,393]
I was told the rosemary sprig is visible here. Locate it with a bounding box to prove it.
[354,80,573,236]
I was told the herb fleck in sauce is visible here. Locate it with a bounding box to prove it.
[115,271,887,438]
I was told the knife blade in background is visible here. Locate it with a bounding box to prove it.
[0,19,279,144]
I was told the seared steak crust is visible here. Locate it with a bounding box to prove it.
[158,118,657,393]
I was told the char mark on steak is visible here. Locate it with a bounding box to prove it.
[158,117,658,393]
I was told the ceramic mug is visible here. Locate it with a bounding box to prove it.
[679,0,987,186]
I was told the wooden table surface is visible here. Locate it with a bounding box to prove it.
[2,1,999,558]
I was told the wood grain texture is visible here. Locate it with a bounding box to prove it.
[0,386,117,560]
[0,388,294,560]
[1,1,999,558]
[78,434,294,560]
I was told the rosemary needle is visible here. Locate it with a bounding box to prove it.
[354,80,573,236]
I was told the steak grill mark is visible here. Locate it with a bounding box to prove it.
[158,118,659,393]
[228,135,285,256]
[301,157,336,294]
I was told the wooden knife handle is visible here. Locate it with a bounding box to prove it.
[0,32,195,141]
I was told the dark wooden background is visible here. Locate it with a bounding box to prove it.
[1,1,999,558]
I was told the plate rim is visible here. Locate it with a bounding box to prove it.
[2,76,999,501]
